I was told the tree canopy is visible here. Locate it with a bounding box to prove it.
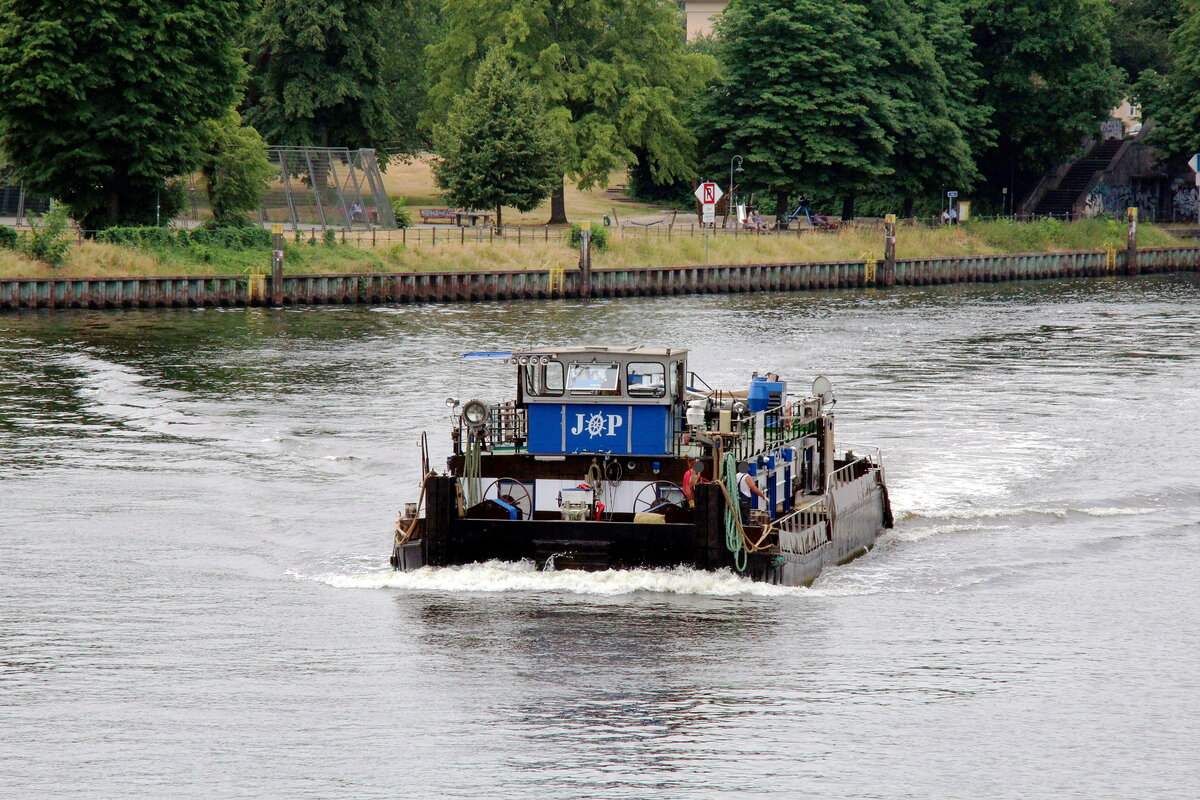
[0,0,253,229]
[877,0,988,213]
[244,0,421,156]
[1137,0,1200,161]
[1109,0,1184,82]
[966,0,1123,195]
[699,0,894,218]
[427,0,716,222]
[433,50,563,227]
[200,111,276,227]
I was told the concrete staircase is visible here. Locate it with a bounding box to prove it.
[1032,139,1124,218]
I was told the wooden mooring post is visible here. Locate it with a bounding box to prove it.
[578,221,592,299]
[271,223,284,305]
[883,214,897,287]
[1126,207,1139,276]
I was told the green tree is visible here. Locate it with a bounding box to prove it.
[1110,0,1184,82]
[880,0,990,216]
[966,0,1123,198]
[0,0,253,230]
[244,0,427,156]
[427,0,715,223]
[200,111,276,228]
[1138,0,1200,161]
[700,0,894,221]
[432,50,562,227]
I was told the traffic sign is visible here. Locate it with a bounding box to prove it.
[694,182,724,205]
[947,191,958,198]
[702,209,715,224]
[1189,154,1200,172]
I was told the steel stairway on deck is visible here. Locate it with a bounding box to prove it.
[1032,139,1124,218]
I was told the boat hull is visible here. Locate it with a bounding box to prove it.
[392,470,891,588]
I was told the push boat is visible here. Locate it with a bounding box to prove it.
[391,346,893,587]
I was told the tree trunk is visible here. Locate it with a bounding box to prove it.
[547,179,568,225]
[902,196,914,219]
[775,190,788,229]
[496,204,502,230]
[841,196,855,222]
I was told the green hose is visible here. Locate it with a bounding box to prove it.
[464,433,482,507]
[722,452,747,572]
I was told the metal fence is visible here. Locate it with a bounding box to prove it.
[260,147,396,231]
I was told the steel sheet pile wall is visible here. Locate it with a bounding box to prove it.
[3,247,1199,310]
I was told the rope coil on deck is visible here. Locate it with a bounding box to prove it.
[718,453,775,572]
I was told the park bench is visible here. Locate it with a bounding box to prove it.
[418,208,456,224]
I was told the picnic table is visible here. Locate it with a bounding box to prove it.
[417,208,494,227]
[455,210,493,227]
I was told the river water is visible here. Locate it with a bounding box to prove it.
[2,275,1198,799]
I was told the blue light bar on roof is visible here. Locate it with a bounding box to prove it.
[460,351,513,360]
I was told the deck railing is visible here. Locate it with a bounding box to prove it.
[728,403,820,461]
[770,497,830,555]
[827,446,882,487]
[772,496,828,532]
[455,402,528,454]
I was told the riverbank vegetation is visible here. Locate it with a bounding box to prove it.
[6,0,1184,233]
[0,219,1183,280]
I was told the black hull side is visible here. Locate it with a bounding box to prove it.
[392,474,891,587]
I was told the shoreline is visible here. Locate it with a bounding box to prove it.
[3,246,1198,310]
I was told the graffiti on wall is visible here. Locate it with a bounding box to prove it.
[1082,177,1157,219]
[1170,177,1199,222]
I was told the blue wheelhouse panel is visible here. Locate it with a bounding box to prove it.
[527,403,671,455]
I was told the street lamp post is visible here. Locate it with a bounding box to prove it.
[729,155,744,222]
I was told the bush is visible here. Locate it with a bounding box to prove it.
[567,223,609,251]
[23,205,73,268]
[0,224,17,249]
[390,196,412,228]
[323,229,338,246]
[97,225,270,250]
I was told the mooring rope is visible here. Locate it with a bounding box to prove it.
[394,471,435,546]
[717,452,778,572]
[721,452,748,571]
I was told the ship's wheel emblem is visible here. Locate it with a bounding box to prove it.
[584,412,607,437]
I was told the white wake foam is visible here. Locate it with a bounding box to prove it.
[300,560,812,597]
[896,504,1159,523]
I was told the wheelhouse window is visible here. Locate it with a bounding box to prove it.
[524,360,564,396]
[567,361,620,395]
[627,362,666,397]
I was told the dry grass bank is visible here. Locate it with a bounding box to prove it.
[0,219,1185,279]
